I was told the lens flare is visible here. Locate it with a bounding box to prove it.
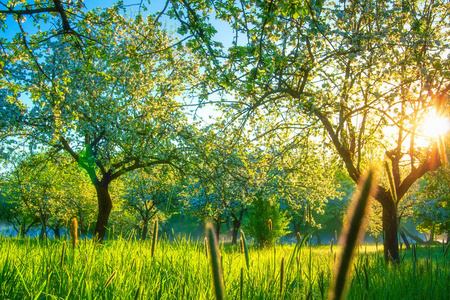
[422,114,450,138]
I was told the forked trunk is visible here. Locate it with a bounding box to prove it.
[39,220,47,240]
[215,220,221,241]
[54,227,61,239]
[94,184,113,242]
[141,220,149,241]
[316,232,322,245]
[428,225,435,243]
[381,199,399,262]
[398,228,410,249]
[231,219,241,244]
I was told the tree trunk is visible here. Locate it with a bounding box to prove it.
[401,225,426,244]
[198,220,204,237]
[231,218,241,245]
[398,228,410,249]
[215,220,221,241]
[381,199,399,262]
[428,225,435,243]
[39,215,47,240]
[20,221,26,238]
[53,224,61,239]
[141,219,149,241]
[316,232,322,245]
[94,184,113,242]
[292,220,301,236]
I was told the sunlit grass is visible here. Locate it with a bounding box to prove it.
[0,236,448,299]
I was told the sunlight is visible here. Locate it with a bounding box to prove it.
[421,113,450,139]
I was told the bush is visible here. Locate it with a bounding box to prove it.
[244,192,290,247]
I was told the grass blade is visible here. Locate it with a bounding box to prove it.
[206,222,225,300]
[329,168,376,300]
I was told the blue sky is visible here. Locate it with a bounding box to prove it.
[2,1,174,40]
[2,0,231,124]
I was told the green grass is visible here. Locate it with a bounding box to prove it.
[0,235,448,299]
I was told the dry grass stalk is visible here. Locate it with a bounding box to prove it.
[206,222,225,300]
[328,169,376,300]
[151,218,158,258]
[70,218,78,249]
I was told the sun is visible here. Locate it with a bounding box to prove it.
[421,113,450,139]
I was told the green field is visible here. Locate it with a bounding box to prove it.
[0,235,448,299]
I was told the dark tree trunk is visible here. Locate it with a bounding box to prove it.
[316,232,322,245]
[292,220,301,236]
[428,225,435,243]
[53,224,61,239]
[401,225,426,244]
[231,219,241,245]
[94,184,113,242]
[398,228,410,249]
[141,220,149,241]
[381,199,399,262]
[39,215,47,240]
[198,220,204,237]
[215,220,221,241]
[20,221,26,238]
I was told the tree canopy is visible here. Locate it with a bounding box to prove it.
[169,0,450,261]
[1,0,449,260]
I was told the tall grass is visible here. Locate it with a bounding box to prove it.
[0,234,448,299]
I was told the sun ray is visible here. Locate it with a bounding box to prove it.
[421,113,450,139]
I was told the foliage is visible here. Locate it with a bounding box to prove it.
[244,192,290,247]
[2,3,201,240]
[170,0,450,261]
[413,167,450,237]
[0,152,95,237]
[118,166,182,240]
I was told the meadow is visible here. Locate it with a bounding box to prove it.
[0,234,448,300]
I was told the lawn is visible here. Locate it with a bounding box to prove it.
[0,235,448,299]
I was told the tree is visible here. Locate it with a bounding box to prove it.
[0,171,39,237]
[1,0,87,37]
[0,152,96,238]
[120,167,182,240]
[413,167,450,243]
[270,149,341,242]
[4,7,200,241]
[183,127,253,242]
[244,191,290,247]
[170,0,450,261]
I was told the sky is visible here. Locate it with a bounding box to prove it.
[1,0,234,125]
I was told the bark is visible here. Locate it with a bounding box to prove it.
[215,220,221,241]
[198,220,203,237]
[20,222,26,238]
[94,184,113,241]
[39,224,46,239]
[231,219,241,245]
[316,232,322,245]
[39,213,48,240]
[292,220,301,236]
[141,220,149,241]
[398,228,410,249]
[53,226,61,239]
[428,225,435,243]
[381,198,399,262]
[401,225,426,244]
